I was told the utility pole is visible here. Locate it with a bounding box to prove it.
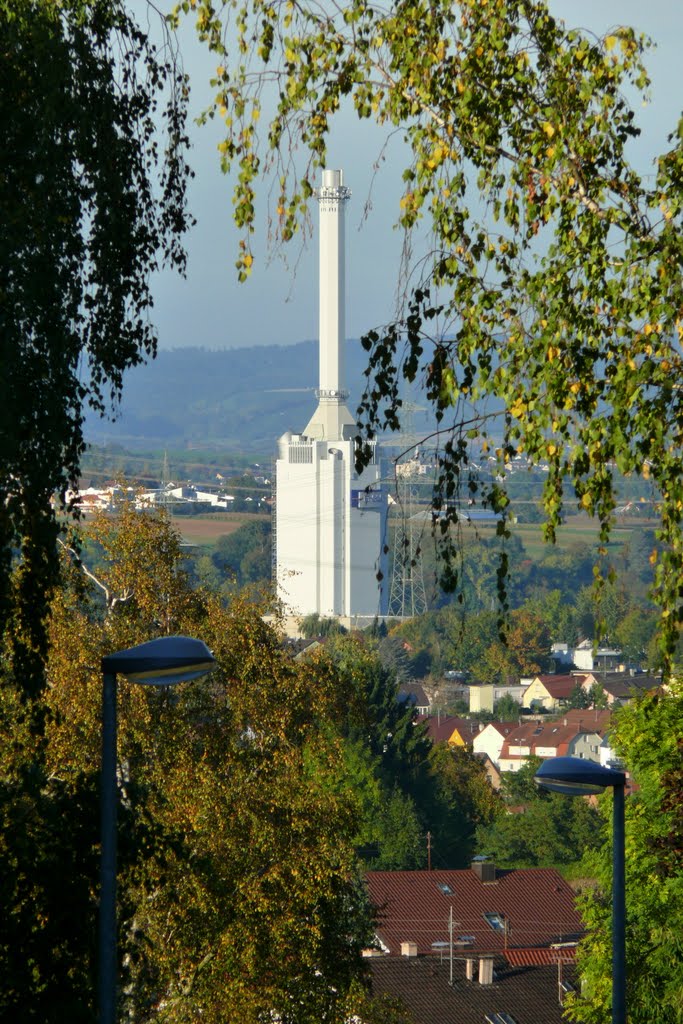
[449,906,454,985]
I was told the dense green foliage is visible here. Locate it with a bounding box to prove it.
[305,633,500,869]
[476,758,603,869]
[568,684,683,1024]
[1,0,191,694]
[391,574,663,682]
[0,506,504,1017]
[1,508,381,1022]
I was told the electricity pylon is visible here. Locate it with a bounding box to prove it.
[384,401,428,619]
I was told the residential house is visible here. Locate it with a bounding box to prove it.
[522,674,585,711]
[497,712,610,773]
[419,714,482,748]
[368,954,578,1024]
[564,709,612,760]
[549,641,573,671]
[365,863,583,958]
[469,682,527,714]
[398,683,431,716]
[572,639,623,672]
[474,752,503,791]
[282,637,323,661]
[581,672,661,706]
[473,722,516,766]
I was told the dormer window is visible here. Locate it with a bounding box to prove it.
[483,912,506,932]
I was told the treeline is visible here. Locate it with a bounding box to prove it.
[188,518,665,676]
[0,506,503,1020]
[4,505,679,1022]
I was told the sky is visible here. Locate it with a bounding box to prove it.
[151,1,683,352]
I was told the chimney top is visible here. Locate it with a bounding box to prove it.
[400,941,418,958]
[322,168,343,188]
[472,857,496,883]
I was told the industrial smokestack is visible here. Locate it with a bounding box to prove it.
[303,169,356,442]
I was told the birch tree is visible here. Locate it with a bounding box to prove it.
[181,0,683,663]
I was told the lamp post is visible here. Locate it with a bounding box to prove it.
[534,756,626,1024]
[99,636,216,1024]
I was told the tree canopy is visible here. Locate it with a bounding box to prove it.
[182,0,683,665]
[1,0,192,694]
[1,506,380,1022]
[568,683,683,1024]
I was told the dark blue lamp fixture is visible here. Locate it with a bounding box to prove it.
[98,636,216,1024]
[535,757,626,1024]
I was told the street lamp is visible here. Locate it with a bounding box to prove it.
[534,756,627,1024]
[99,636,216,1024]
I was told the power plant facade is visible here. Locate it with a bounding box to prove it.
[275,170,388,621]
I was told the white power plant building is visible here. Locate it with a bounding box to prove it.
[275,169,388,623]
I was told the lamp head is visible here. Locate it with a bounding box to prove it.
[102,636,216,686]
[534,756,626,796]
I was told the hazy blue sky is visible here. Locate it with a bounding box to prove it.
[151,1,683,352]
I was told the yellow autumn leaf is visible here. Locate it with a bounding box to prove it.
[604,35,617,51]
[541,122,555,138]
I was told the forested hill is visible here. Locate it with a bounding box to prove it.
[84,340,408,451]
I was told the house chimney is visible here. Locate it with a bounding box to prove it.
[465,958,475,981]
[400,941,418,958]
[472,858,496,883]
[479,956,494,986]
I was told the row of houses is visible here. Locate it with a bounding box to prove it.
[434,669,659,716]
[364,861,582,1023]
[420,708,615,781]
[62,482,267,513]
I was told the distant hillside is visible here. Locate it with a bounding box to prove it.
[84,340,407,451]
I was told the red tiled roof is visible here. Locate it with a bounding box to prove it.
[419,715,482,746]
[531,675,582,698]
[369,955,578,1024]
[553,708,611,731]
[505,946,576,966]
[366,868,583,957]
[499,712,611,761]
[500,723,571,759]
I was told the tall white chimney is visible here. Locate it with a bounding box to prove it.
[303,169,356,442]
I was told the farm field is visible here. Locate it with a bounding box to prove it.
[514,518,638,560]
[409,512,659,560]
[173,513,270,546]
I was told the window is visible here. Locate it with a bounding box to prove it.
[483,912,506,932]
[437,882,453,895]
[485,1014,519,1024]
[560,980,576,994]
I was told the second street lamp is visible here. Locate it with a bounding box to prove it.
[534,756,627,1024]
[98,635,216,1024]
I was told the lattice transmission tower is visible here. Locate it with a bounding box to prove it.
[386,402,428,619]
